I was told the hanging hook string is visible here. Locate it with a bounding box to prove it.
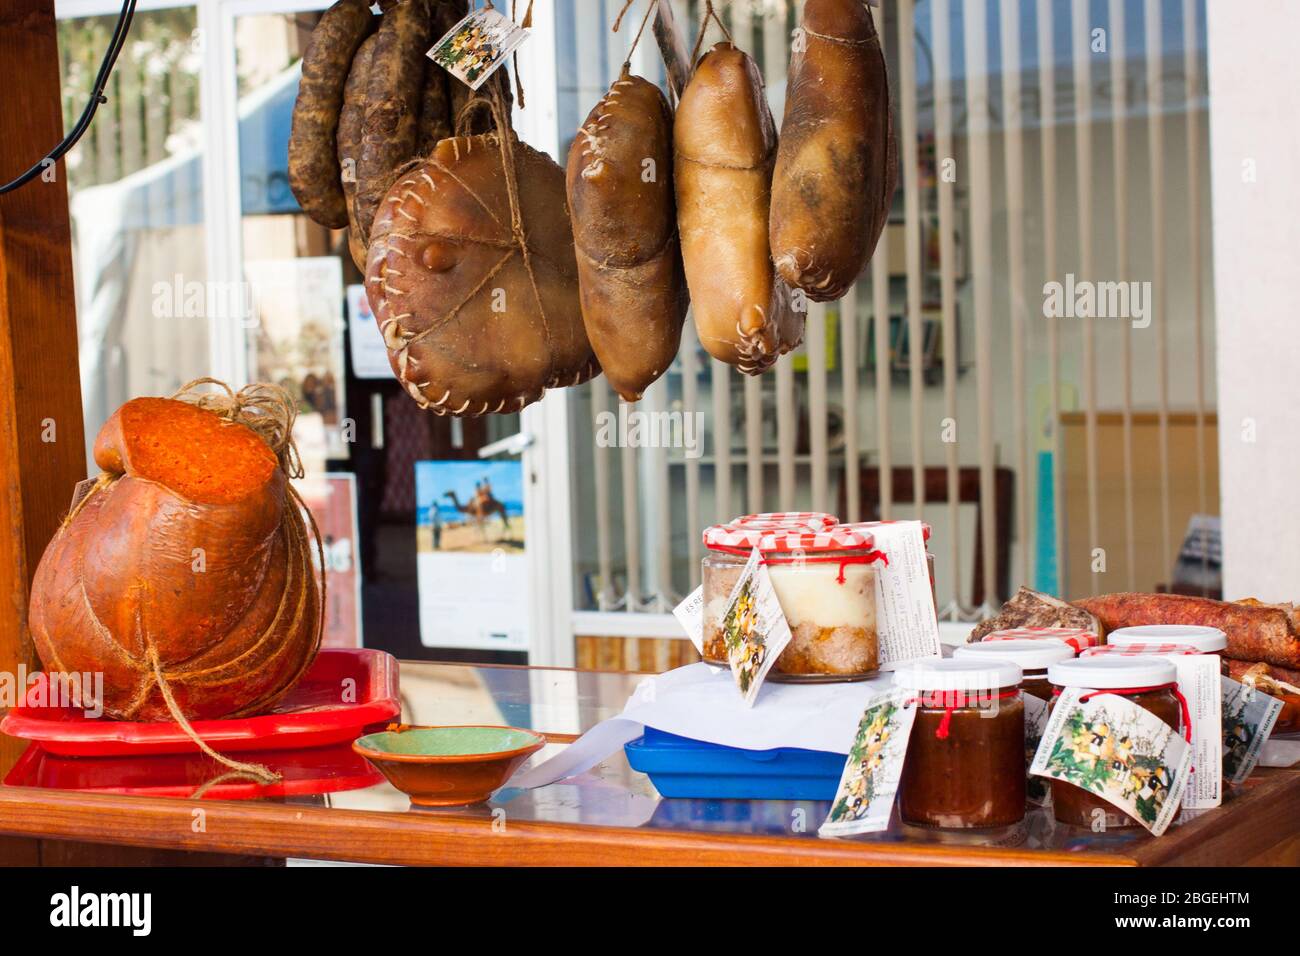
[689,0,734,69]
[510,0,534,107]
[614,0,660,72]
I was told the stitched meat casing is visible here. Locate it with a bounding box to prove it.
[365,133,597,416]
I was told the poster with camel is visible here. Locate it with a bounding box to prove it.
[414,460,528,651]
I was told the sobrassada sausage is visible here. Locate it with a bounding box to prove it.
[288,0,376,229]
[567,69,687,402]
[338,33,378,270]
[675,41,798,373]
[1074,592,1300,669]
[770,0,897,302]
[355,0,435,240]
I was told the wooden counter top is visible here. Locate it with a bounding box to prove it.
[1,661,1296,866]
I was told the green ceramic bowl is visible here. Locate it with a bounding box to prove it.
[353,725,546,807]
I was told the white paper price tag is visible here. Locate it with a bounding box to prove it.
[672,586,705,654]
[869,521,941,669]
[1173,655,1223,809]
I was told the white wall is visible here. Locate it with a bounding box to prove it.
[1207,1,1300,602]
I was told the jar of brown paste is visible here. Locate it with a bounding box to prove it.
[955,639,1076,806]
[1046,657,1185,830]
[893,659,1025,829]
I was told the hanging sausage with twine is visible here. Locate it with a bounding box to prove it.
[566,0,689,402]
[365,2,597,417]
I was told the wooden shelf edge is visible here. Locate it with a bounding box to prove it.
[0,786,1136,868]
[1128,769,1300,867]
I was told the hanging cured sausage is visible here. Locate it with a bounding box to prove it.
[770,0,897,302]
[338,33,379,270]
[567,67,687,402]
[354,0,435,241]
[288,0,377,229]
[675,40,799,373]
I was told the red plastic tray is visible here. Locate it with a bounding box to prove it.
[0,648,400,756]
[3,742,384,800]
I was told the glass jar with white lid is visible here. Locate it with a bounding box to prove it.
[893,658,1026,829]
[1046,656,1186,829]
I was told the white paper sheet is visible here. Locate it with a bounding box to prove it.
[1259,737,1300,768]
[509,663,894,790]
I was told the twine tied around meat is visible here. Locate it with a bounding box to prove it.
[472,0,533,110]
[442,74,554,357]
[171,377,304,479]
[148,645,281,787]
[62,378,328,789]
[161,378,327,786]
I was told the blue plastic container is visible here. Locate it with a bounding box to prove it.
[623,727,844,800]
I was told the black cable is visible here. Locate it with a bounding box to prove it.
[0,0,138,195]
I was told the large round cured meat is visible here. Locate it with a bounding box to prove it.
[366,132,597,415]
[29,394,323,721]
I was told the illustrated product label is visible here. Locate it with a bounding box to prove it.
[1030,687,1192,837]
[719,547,792,707]
[1024,693,1051,806]
[1222,676,1284,785]
[869,521,942,669]
[820,688,919,837]
[672,586,705,654]
[428,7,530,91]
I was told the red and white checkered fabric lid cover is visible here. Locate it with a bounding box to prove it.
[984,626,1100,654]
[1081,643,1200,658]
[703,518,874,553]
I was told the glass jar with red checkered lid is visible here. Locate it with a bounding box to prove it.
[700,515,887,681]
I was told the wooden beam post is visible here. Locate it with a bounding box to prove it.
[0,0,88,777]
